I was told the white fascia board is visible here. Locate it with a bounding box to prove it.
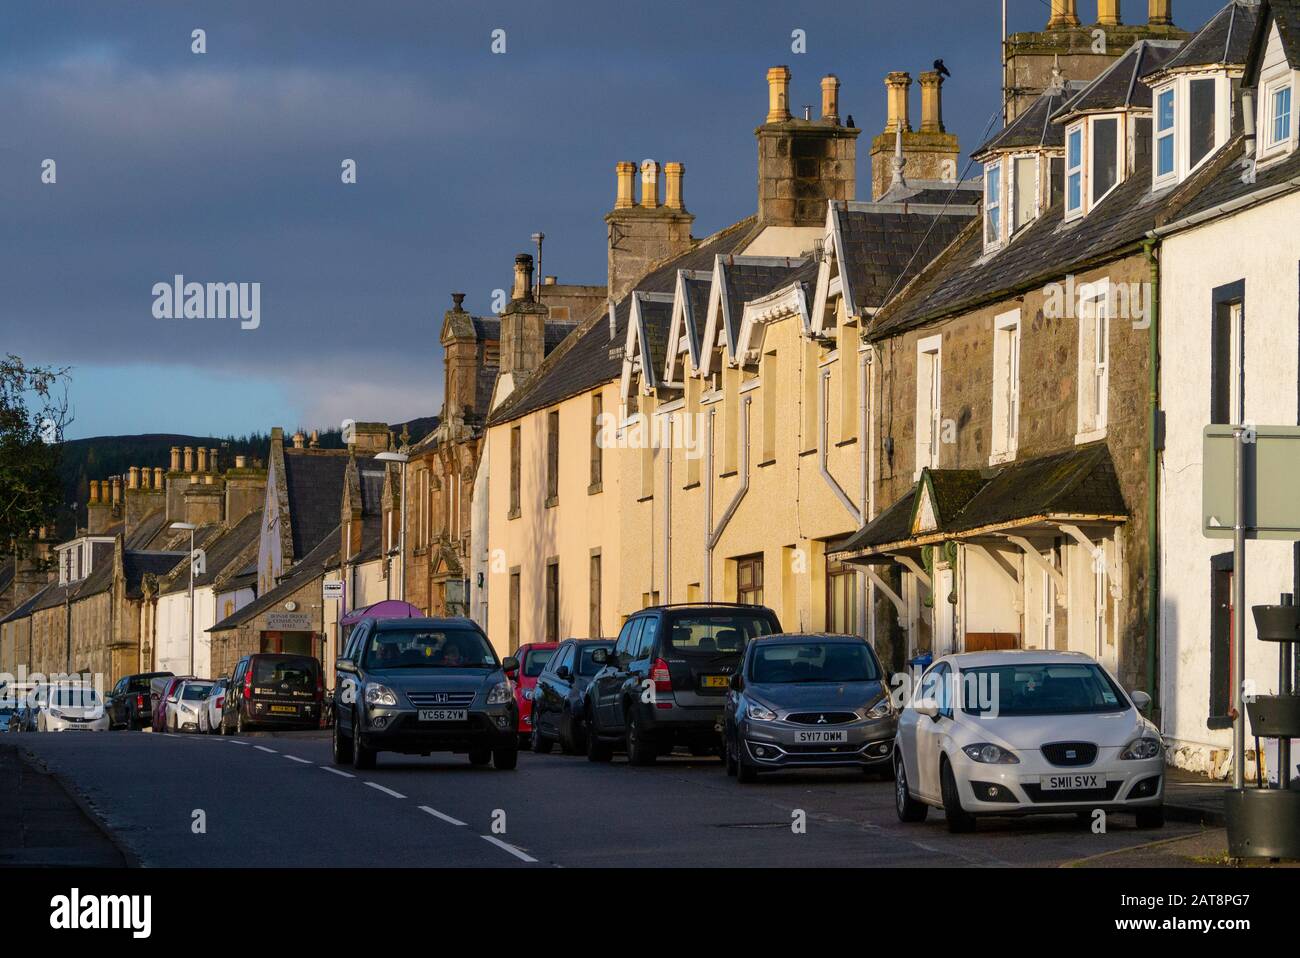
[698,257,727,379]
[665,270,689,385]
[829,206,853,321]
[735,282,810,362]
[810,208,836,337]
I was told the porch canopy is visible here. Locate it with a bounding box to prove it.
[340,600,424,625]
[828,442,1129,566]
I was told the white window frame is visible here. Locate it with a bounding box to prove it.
[1261,74,1295,162]
[989,309,1021,464]
[1042,556,1057,650]
[1075,278,1111,443]
[1088,114,1123,208]
[914,334,942,477]
[1065,123,1085,220]
[1153,83,1177,187]
[983,159,1003,251]
[1010,153,1039,235]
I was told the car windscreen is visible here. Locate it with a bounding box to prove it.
[960,663,1127,716]
[751,642,880,683]
[181,685,213,701]
[361,627,497,670]
[522,647,556,677]
[252,658,318,691]
[578,645,612,677]
[666,613,776,657]
[52,687,100,707]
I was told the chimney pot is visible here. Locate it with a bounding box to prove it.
[1148,0,1171,26]
[639,160,660,209]
[663,161,685,211]
[543,275,557,285]
[919,71,945,133]
[1047,0,1080,28]
[292,431,306,449]
[614,161,636,209]
[197,447,209,472]
[170,446,181,471]
[235,454,248,469]
[1097,0,1121,26]
[512,254,534,301]
[90,480,101,503]
[309,431,319,449]
[183,447,194,472]
[820,74,840,124]
[766,65,792,123]
[153,466,164,489]
[209,448,219,472]
[451,292,466,311]
[110,477,122,504]
[884,71,913,133]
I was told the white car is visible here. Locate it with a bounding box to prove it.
[894,650,1164,832]
[37,685,110,732]
[199,678,228,733]
[166,680,215,732]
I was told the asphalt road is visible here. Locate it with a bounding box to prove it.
[12,731,1198,868]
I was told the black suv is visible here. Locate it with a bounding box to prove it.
[106,671,173,730]
[220,653,323,734]
[585,603,781,764]
[332,616,520,770]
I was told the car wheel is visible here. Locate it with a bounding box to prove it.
[585,716,613,763]
[625,708,657,766]
[558,712,576,754]
[493,748,519,770]
[894,755,928,822]
[351,711,376,770]
[530,721,553,754]
[569,711,590,755]
[940,759,975,833]
[468,749,492,766]
[1135,806,1165,829]
[724,731,738,777]
[332,710,354,764]
[735,741,759,784]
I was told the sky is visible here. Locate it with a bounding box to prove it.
[0,0,1230,440]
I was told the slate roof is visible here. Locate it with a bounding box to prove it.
[1245,0,1300,84]
[1173,133,1300,220]
[720,258,817,349]
[0,560,15,598]
[488,216,759,426]
[972,82,1087,157]
[158,509,263,595]
[1155,0,1259,74]
[1051,40,1183,120]
[636,298,675,386]
[282,451,369,561]
[208,523,341,632]
[0,582,53,625]
[124,509,170,550]
[681,273,712,358]
[123,552,189,598]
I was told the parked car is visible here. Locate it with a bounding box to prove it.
[723,633,896,783]
[220,654,323,734]
[199,677,229,733]
[37,684,110,732]
[530,638,615,753]
[166,680,215,732]
[585,603,781,764]
[894,650,1165,833]
[513,641,558,746]
[106,671,172,730]
[332,616,519,770]
[152,675,193,732]
[3,683,39,733]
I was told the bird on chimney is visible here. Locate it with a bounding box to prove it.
[933,58,951,79]
[846,114,856,128]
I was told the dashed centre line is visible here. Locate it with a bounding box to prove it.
[321,766,355,778]
[253,745,277,754]
[364,781,406,799]
[418,805,467,827]
[284,754,312,764]
[480,834,537,863]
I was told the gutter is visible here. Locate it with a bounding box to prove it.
[1148,173,1300,239]
[1141,237,1161,711]
[704,397,751,601]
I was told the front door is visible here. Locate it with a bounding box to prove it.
[934,568,955,656]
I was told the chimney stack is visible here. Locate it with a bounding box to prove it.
[183,447,194,472]
[512,253,534,302]
[663,162,684,211]
[885,72,912,132]
[153,466,164,489]
[820,74,840,124]
[1047,0,1079,28]
[197,447,208,473]
[766,65,792,122]
[170,446,181,472]
[639,160,660,209]
[1097,0,1121,26]
[919,71,945,133]
[614,161,636,210]
[1148,0,1171,26]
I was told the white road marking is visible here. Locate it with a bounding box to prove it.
[418,805,467,826]
[364,781,406,799]
[321,766,355,778]
[480,835,537,863]
[227,739,248,745]
[283,754,312,764]
[253,745,277,753]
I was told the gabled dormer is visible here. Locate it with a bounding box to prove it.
[1144,1,1258,190]
[1053,39,1183,221]
[619,291,675,412]
[1243,0,1300,169]
[662,269,712,385]
[971,68,1087,253]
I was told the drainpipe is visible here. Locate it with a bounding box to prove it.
[663,414,672,604]
[1141,237,1161,710]
[858,352,871,639]
[818,369,862,525]
[705,398,752,600]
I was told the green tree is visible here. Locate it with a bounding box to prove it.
[1,355,71,560]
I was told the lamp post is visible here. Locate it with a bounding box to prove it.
[375,452,410,603]
[170,522,198,676]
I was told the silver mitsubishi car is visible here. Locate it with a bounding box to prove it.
[723,634,896,782]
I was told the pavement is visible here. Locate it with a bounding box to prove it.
[0,730,1225,868]
[1163,766,1230,826]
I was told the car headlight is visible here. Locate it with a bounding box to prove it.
[48,709,63,719]
[746,702,778,722]
[364,683,398,707]
[486,680,514,705]
[865,697,894,720]
[962,743,1019,764]
[1120,735,1162,760]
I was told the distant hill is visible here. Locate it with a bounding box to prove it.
[54,416,438,536]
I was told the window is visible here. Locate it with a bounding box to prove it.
[589,552,602,639]
[990,311,1020,462]
[826,558,858,634]
[1090,116,1119,205]
[545,409,559,504]
[737,554,764,605]
[1012,155,1037,233]
[915,335,942,474]
[590,393,603,490]
[983,159,1002,246]
[1093,547,1108,657]
[1155,86,1175,180]
[1065,125,1083,215]
[544,560,559,643]
[508,570,521,653]
[508,425,521,517]
[1188,78,1216,170]
[1076,284,1110,440]
[1208,553,1234,728]
[1211,282,1245,425]
[1269,83,1292,150]
[1041,557,1057,650]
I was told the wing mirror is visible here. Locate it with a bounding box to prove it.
[913,699,940,720]
[590,648,609,665]
[556,665,572,681]
[335,658,357,674]
[729,673,743,691]
[501,656,520,674]
[1130,690,1152,712]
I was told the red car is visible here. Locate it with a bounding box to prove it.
[513,642,558,745]
[151,675,193,733]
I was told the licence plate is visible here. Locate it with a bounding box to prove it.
[269,705,297,714]
[796,729,847,744]
[418,709,467,722]
[1040,772,1106,791]
[700,675,729,689]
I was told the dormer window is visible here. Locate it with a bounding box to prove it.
[1155,87,1176,181]
[982,153,1042,254]
[1011,155,1038,232]
[1066,126,1084,215]
[1064,115,1123,221]
[1266,80,1293,151]
[1152,74,1231,189]
[1090,117,1119,204]
[983,160,1001,247]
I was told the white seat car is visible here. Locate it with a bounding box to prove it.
[199,677,228,733]
[37,685,110,732]
[894,650,1164,832]
[166,680,215,732]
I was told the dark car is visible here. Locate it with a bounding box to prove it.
[219,653,323,734]
[107,671,173,730]
[332,616,520,770]
[530,638,615,754]
[585,603,781,765]
[723,634,896,783]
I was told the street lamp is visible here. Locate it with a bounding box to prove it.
[170,522,198,676]
[374,452,410,603]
